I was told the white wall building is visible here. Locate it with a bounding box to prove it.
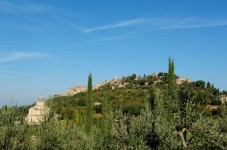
[67,86,87,96]
[176,77,192,85]
[25,97,49,125]
[220,95,227,105]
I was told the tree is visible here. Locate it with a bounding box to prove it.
[168,58,189,148]
[85,73,93,134]
[167,58,178,110]
[158,72,164,76]
[206,81,211,89]
[168,58,175,93]
[195,80,206,88]
[211,84,215,89]
[130,74,137,80]
[213,88,220,97]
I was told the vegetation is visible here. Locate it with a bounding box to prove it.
[1,58,227,149]
[85,73,93,134]
[167,58,178,112]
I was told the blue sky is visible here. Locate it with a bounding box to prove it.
[0,0,227,105]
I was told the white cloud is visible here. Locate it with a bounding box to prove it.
[61,20,86,31]
[0,70,69,81]
[0,1,53,14]
[62,16,227,35]
[0,51,50,62]
[82,17,227,34]
[88,35,140,43]
[151,18,227,30]
[0,70,43,78]
[84,17,227,42]
[83,18,145,33]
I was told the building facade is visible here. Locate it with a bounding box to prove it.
[25,97,49,125]
[66,86,87,96]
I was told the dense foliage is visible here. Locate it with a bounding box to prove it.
[1,90,227,149]
[1,59,227,149]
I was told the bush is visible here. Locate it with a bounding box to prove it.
[210,99,222,105]
[211,108,222,116]
[158,72,164,76]
[195,80,206,88]
[0,106,31,149]
[148,79,154,85]
[77,99,86,106]
[94,105,102,114]
[122,104,145,115]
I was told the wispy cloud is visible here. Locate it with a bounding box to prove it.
[87,34,141,43]
[0,51,50,62]
[0,70,44,78]
[83,17,227,42]
[149,18,227,30]
[61,20,86,31]
[0,1,53,14]
[0,1,55,32]
[83,18,145,33]
[0,70,69,81]
[81,17,227,34]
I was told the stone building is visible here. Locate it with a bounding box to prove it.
[220,95,227,105]
[176,77,192,85]
[25,97,49,125]
[66,86,87,96]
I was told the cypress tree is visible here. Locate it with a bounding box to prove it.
[168,58,189,148]
[168,58,174,91]
[211,84,215,89]
[85,73,93,134]
[206,82,211,89]
[167,58,178,109]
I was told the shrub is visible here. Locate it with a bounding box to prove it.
[210,99,222,105]
[77,99,86,106]
[158,72,164,76]
[211,108,222,116]
[0,106,31,149]
[122,104,145,115]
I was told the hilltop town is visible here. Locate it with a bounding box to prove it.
[56,73,193,97]
[50,71,227,122]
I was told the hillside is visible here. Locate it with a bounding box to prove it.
[49,72,227,120]
[1,60,227,149]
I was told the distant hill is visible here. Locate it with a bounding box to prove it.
[56,73,193,96]
[48,72,227,120]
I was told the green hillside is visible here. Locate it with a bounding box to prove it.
[1,59,227,149]
[49,71,226,121]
